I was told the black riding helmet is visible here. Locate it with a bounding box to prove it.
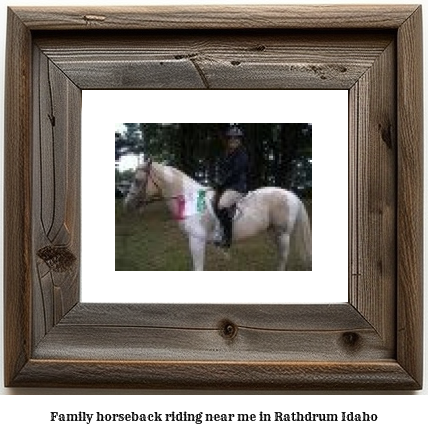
[225,125,244,138]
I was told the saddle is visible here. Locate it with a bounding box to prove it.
[210,192,241,221]
[208,191,250,246]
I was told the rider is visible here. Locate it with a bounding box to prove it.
[215,125,249,248]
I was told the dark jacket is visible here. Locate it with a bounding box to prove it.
[218,146,249,193]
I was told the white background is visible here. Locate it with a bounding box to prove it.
[0,0,427,429]
[82,90,348,303]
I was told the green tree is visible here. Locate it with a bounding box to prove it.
[116,123,312,197]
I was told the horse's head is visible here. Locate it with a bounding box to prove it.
[124,158,160,212]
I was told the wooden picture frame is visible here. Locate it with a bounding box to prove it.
[4,5,423,389]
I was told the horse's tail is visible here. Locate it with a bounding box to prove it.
[293,199,312,270]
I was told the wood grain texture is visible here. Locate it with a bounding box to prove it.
[35,32,393,89]
[33,304,391,362]
[349,41,396,349]
[11,5,419,30]
[396,6,423,387]
[32,46,81,348]
[4,6,423,390]
[12,360,418,390]
[4,8,32,387]
[60,303,370,329]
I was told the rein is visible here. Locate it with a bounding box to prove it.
[136,163,172,207]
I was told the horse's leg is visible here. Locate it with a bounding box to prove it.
[189,235,206,271]
[275,231,290,271]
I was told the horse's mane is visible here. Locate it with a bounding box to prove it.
[155,162,204,190]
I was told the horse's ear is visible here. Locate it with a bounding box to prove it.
[145,155,153,166]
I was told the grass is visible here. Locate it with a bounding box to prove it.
[116,199,311,271]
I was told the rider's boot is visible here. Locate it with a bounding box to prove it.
[215,208,232,248]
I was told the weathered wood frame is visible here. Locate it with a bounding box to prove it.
[4,5,423,389]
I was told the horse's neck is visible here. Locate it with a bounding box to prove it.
[152,163,203,198]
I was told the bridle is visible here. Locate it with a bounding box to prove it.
[132,160,163,207]
[131,160,185,208]
[129,159,214,211]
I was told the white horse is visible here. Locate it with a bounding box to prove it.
[124,159,312,271]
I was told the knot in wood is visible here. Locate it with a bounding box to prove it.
[83,15,106,23]
[37,245,76,272]
[248,44,266,52]
[174,53,197,60]
[219,320,238,340]
[341,332,361,350]
[379,123,393,149]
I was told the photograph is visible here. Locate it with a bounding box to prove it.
[115,123,312,271]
